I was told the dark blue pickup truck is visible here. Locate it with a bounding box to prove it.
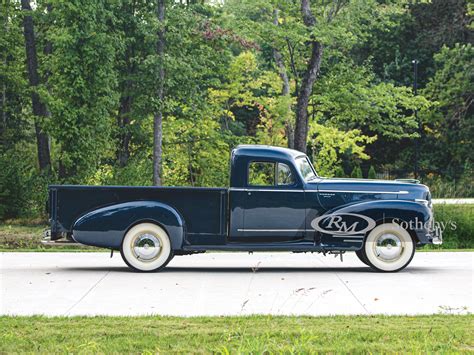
[46,145,442,272]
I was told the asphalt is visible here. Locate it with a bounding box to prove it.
[1,251,472,316]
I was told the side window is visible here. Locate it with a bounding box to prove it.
[248,162,275,186]
[277,163,295,186]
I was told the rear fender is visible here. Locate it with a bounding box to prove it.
[72,201,185,250]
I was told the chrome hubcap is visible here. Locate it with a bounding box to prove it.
[133,233,161,262]
[374,233,403,262]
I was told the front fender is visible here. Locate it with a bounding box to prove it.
[329,199,432,242]
[72,201,185,250]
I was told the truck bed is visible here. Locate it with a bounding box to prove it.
[48,185,228,243]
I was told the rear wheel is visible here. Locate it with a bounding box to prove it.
[362,223,415,272]
[120,222,173,272]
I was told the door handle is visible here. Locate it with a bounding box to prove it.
[247,192,252,196]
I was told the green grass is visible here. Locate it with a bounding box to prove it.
[0,220,100,252]
[1,315,473,353]
[418,247,474,252]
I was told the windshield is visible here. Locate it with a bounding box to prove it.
[296,157,318,182]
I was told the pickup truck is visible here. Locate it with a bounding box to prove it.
[46,145,442,272]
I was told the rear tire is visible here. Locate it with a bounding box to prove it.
[120,223,173,272]
[362,223,415,272]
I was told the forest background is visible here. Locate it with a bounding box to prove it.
[1,0,472,219]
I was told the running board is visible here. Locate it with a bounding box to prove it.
[183,243,359,252]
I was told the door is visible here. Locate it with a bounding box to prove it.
[241,161,306,242]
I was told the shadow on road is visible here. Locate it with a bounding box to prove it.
[50,266,443,277]
[52,265,416,274]
[163,266,374,273]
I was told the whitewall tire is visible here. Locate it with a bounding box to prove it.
[362,222,415,272]
[120,222,173,272]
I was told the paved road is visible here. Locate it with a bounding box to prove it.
[1,252,472,316]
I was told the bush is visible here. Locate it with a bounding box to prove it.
[334,166,345,178]
[425,177,473,198]
[432,204,474,249]
[351,166,363,178]
[0,147,51,220]
[368,166,377,179]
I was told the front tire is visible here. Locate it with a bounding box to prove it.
[362,223,415,272]
[120,222,173,272]
[355,249,370,266]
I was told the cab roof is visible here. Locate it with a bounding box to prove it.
[232,145,306,161]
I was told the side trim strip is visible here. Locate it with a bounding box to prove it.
[237,229,310,232]
[230,188,304,193]
[229,188,409,194]
[330,235,364,239]
[343,239,363,243]
[318,189,409,195]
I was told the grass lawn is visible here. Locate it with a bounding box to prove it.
[0,221,99,252]
[1,315,473,353]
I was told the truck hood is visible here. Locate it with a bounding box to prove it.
[310,178,430,201]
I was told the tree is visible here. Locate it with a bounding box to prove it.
[293,0,323,153]
[421,44,473,179]
[2,0,473,219]
[45,0,119,181]
[368,165,376,179]
[272,8,294,148]
[153,0,165,186]
[308,122,375,177]
[21,0,51,173]
[334,166,345,178]
[351,165,362,178]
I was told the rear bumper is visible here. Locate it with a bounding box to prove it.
[42,230,82,246]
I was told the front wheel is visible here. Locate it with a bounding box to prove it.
[361,223,415,272]
[120,222,173,272]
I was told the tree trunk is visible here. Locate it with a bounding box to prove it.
[153,0,165,186]
[272,9,294,149]
[21,0,51,173]
[117,94,132,167]
[1,3,6,143]
[294,0,323,153]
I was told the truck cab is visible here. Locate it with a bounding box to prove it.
[46,144,442,273]
[229,145,313,243]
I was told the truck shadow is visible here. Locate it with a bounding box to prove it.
[57,266,438,273]
[163,266,373,273]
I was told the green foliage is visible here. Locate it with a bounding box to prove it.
[433,204,474,249]
[44,0,120,181]
[351,165,363,179]
[420,44,474,179]
[1,0,472,219]
[0,144,49,219]
[312,61,429,140]
[334,166,345,178]
[368,165,377,179]
[309,122,376,177]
